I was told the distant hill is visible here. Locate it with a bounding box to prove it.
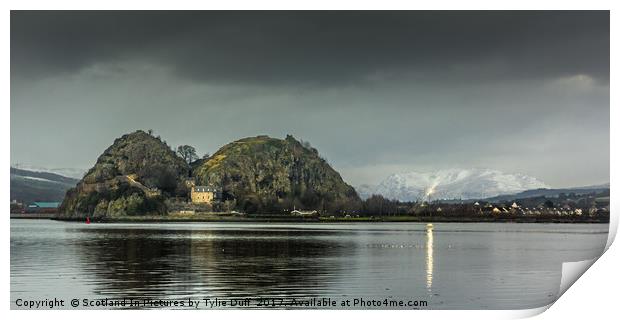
[10,167,79,204]
[483,183,610,203]
[12,165,86,179]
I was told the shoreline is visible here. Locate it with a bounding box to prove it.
[10,213,609,224]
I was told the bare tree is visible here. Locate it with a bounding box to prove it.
[176,145,198,164]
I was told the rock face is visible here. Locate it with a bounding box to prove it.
[59,130,189,217]
[193,135,360,213]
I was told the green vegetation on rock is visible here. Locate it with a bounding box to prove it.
[193,135,360,214]
[59,131,360,217]
[59,130,187,217]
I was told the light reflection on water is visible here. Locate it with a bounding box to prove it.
[426,225,433,291]
[10,220,608,309]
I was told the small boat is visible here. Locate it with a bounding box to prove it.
[426,223,433,230]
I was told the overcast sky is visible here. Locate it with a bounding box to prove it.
[10,11,609,187]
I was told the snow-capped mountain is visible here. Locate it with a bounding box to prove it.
[359,168,549,201]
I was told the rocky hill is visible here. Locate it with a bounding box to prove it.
[193,135,360,213]
[59,131,359,217]
[59,130,189,217]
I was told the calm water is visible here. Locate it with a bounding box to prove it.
[11,219,608,309]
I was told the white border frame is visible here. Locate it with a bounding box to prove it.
[2,2,616,320]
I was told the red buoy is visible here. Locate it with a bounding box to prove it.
[86,217,91,224]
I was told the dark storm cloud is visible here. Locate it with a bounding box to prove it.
[10,11,610,188]
[11,11,610,85]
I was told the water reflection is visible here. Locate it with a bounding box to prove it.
[426,224,434,291]
[71,227,354,299]
[11,220,610,310]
